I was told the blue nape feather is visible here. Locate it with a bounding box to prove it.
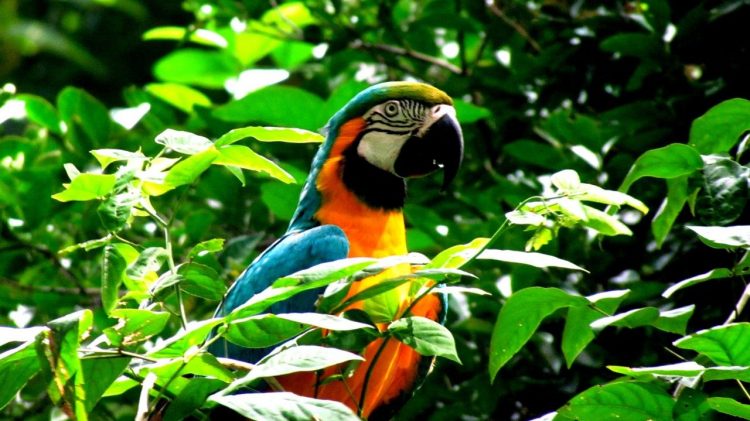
[209,225,349,363]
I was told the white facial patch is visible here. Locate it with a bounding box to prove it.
[357,130,410,173]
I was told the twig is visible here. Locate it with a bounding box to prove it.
[354,41,463,74]
[0,277,99,297]
[488,1,541,52]
[80,347,159,363]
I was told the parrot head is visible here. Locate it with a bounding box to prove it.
[333,81,464,191]
[291,81,463,229]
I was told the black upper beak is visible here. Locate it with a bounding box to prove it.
[393,113,464,190]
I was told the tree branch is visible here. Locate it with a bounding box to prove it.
[353,41,463,75]
[488,1,541,52]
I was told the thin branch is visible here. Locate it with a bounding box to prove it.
[80,347,158,363]
[354,41,463,75]
[0,277,99,297]
[488,1,541,52]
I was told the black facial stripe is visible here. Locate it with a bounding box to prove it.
[368,111,411,125]
[360,127,413,136]
[339,134,406,210]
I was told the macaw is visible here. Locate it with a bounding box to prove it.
[210,81,463,419]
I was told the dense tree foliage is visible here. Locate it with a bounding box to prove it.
[2,1,750,419]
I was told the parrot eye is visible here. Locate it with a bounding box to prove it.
[383,101,400,117]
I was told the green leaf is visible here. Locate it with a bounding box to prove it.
[261,182,302,221]
[651,305,695,334]
[686,225,750,249]
[674,388,712,421]
[674,323,750,366]
[504,139,568,170]
[142,26,228,48]
[215,126,324,147]
[178,262,226,300]
[147,319,224,358]
[590,305,694,334]
[489,287,588,380]
[426,238,489,269]
[90,149,146,170]
[695,156,749,225]
[80,357,130,412]
[187,238,225,259]
[214,145,295,183]
[556,381,674,421]
[562,290,629,367]
[223,345,363,392]
[155,129,213,154]
[42,310,93,420]
[279,313,373,331]
[575,183,649,214]
[145,83,212,113]
[17,94,62,135]
[57,86,111,145]
[126,247,168,281]
[600,33,663,60]
[163,378,225,421]
[690,98,750,154]
[478,249,587,272]
[101,245,126,315]
[581,204,632,236]
[104,309,170,346]
[454,99,491,124]
[211,392,359,421]
[662,268,733,298]
[229,259,377,321]
[226,313,371,349]
[52,173,116,202]
[707,397,750,419]
[0,326,46,347]
[608,361,705,379]
[212,86,326,131]
[619,143,703,192]
[389,316,460,363]
[652,175,689,248]
[97,176,140,232]
[153,49,239,89]
[224,314,306,348]
[0,341,41,410]
[164,147,220,188]
[271,41,315,69]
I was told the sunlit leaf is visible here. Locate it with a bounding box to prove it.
[662,268,733,298]
[143,26,228,48]
[52,173,116,202]
[478,249,587,272]
[211,392,359,421]
[214,145,295,183]
[215,126,324,147]
[674,323,750,366]
[145,83,212,113]
[687,225,750,249]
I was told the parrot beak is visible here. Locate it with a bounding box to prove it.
[393,105,464,190]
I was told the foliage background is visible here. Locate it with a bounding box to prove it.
[2,0,750,419]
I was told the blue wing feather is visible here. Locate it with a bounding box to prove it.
[210,225,349,362]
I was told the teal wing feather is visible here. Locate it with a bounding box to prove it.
[209,225,349,363]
